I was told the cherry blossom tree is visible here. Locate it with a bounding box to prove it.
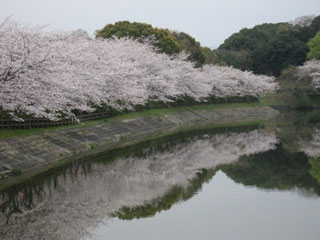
[0,18,278,121]
[298,60,320,89]
[290,15,316,27]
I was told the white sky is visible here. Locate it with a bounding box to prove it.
[1,0,320,48]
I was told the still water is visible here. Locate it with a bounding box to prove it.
[1,111,320,240]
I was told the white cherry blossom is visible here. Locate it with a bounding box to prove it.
[0,18,278,121]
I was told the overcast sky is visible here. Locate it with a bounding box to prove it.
[1,0,320,48]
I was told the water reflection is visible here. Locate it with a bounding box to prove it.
[1,112,320,240]
[0,126,277,240]
[221,143,320,197]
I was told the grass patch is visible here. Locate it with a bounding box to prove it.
[110,102,265,121]
[259,93,284,106]
[11,168,22,176]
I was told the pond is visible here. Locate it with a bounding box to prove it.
[1,111,320,240]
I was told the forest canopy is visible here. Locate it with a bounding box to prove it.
[216,15,320,76]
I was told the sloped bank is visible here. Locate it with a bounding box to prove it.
[0,104,278,190]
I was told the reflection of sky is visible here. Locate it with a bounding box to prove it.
[1,0,320,47]
[88,171,320,240]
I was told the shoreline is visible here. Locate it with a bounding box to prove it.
[0,103,278,191]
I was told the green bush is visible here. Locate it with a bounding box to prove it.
[307,31,320,60]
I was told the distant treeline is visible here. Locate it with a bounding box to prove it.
[216,15,320,76]
[95,17,320,76]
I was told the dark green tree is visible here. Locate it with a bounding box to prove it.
[216,15,320,76]
[96,21,181,55]
[252,32,308,76]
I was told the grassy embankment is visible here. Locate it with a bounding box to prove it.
[0,102,266,140]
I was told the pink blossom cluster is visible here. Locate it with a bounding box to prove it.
[0,18,277,120]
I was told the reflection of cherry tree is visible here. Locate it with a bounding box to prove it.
[299,129,320,157]
[0,18,277,120]
[0,129,277,240]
